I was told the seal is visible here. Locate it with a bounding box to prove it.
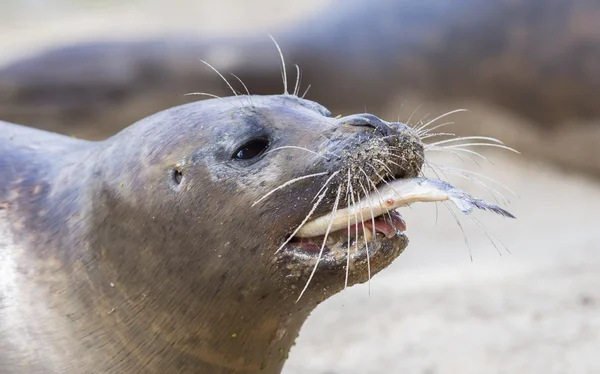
[0,93,424,373]
[0,91,514,373]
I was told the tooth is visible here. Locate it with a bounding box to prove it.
[363,227,373,242]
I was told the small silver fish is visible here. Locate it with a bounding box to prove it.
[296,177,515,238]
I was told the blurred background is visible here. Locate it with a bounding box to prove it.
[1,0,599,373]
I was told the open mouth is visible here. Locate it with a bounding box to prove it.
[281,177,515,268]
[292,208,406,253]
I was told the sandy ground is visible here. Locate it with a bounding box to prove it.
[2,1,599,373]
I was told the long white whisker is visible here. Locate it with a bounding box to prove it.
[345,170,352,289]
[405,104,423,127]
[347,180,361,289]
[430,147,485,168]
[417,121,455,136]
[425,163,507,205]
[301,84,312,99]
[265,146,332,160]
[253,172,328,207]
[275,179,333,254]
[297,185,343,302]
[358,181,375,296]
[420,132,457,140]
[183,92,237,108]
[442,143,520,154]
[415,109,468,133]
[467,215,510,256]
[269,34,288,95]
[443,201,473,262]
[366,163,413,211]
[426,145,491,164]
[372,159,394,176]
[380,156,403,170]
[433,165,519,198]
[359,167,394,223]
[472,215,512,255]
[198,59,244,107]
[293,64,302,97]
[311,171,341,203]
[229,73,254,107]
[429,136,505,146]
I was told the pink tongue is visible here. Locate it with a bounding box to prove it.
[389,210,407,231]
[298,211,408,252]
[358,210,407,239]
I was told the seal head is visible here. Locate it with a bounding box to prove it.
[0,94,424,373]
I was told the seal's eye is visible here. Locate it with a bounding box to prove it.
[233,139,269,160]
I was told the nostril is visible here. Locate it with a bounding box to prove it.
[340,114,393,136]
[389,121,411,132]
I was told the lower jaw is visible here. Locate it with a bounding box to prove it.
[275,233,409,284]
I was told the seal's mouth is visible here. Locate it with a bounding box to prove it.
[291,208,406,253]
[280,178,423,273]
[279,177,515,277]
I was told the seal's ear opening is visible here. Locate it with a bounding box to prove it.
[171,165,183,185]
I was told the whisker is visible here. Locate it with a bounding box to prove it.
[466,215,509,256]
[183,92,237,108]
[358,181,375,296]
[347,177,361,290]
[365,163,413,211]
[414,113,431,131]
[405,104,424,127]
[198,59,245,107]
[426,164,516,204]
[301,84,312,99]
[433,165,519,198]
[297,185,343,302]
[372,159,395,176]
[275,180,333,254]
[253,172,329,207]
[311,171,341,203]
[293,64,302,97]
[269,35,288,95]
[379,155,403,170]
[429,165,506,204]
[441,143,520,154]
[345,170,352,289]
[420,132,457,140]
[358,167,393,224]
[443,201,473,262]
[475,216,512,255]
[427,147,485,168]
[417,121,455,136]
[429,136,505,146]
[425,145,491,164]
[415,109,468,133]
[265,146,332,161]
[229,73,254,107]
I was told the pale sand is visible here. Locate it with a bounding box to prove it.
[1,2,599,373]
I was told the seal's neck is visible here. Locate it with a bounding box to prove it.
[5,132,317,373]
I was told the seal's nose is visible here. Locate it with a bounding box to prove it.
[338,113,395,137]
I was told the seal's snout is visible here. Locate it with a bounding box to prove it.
[340,113,395,137]
[330,113,425,186]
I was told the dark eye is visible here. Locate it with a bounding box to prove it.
[233,139,269,160]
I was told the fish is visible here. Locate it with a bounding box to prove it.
[295,177,515,238]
